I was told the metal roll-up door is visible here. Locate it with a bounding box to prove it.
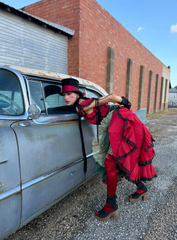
[0,9,68,74]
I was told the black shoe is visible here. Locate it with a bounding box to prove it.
[95,195,118,222]
[129,181,147,203]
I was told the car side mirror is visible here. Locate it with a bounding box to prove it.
[19,104,41,127]
[28,104,41,120]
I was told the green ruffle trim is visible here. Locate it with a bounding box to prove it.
[92,105,124,179]
[92,106,115,167]
[95,162,107,179]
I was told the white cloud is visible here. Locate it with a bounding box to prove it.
[137,26,145,32]
[170,23,177,33]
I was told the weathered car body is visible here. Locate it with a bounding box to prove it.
[0,66,149,240]
[0,66,108,240]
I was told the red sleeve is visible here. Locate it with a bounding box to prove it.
[77,98,95,117]
[79,98,95,107]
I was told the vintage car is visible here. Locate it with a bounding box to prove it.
[0,65,109,240]
[0,66,148,240]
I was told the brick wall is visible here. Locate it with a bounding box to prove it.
[24,0,170,112]
[78,0,165,112]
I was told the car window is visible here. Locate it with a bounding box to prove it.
[28,81,46,113]
[86,89,102,98]
[0,69,24,115]
[42,82,64,108]
[28,80,76,115]
[42,82,75,114]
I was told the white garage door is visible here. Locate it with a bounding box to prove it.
[0,9,68,74]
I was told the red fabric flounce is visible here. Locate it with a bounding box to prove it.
[77,98,110,125]
[109,107,156,184]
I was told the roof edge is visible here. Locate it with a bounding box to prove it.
[0,1,75,37]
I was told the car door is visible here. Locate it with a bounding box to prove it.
[83,88,103,179]
[11,77,97,227]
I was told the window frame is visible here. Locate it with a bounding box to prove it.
[0,68,25,117]
[25,75,105,120]
[28,79,47,114]
[85,86,103,98]
[26,76,79,116]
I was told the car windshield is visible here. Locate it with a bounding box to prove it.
[0,69,24,116]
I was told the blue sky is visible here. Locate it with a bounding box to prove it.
[1,0,177,87]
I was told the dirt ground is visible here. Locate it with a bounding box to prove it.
[146,108,177,146]
[147,108,177,119]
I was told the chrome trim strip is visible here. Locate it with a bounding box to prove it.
[86,151,99,158]
[22,152,98,190]
[0,186,21,202]
[32,113,78,125]
[0,160,8,164]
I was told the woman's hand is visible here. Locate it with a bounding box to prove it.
[113,102,123,107]
[120,96,131,109]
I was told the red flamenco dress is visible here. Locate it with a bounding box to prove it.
[77,97,156,185]
[77,97,157,221]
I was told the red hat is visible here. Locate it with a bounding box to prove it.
[61,78,82,96]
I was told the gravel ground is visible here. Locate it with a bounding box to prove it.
[6,108,177,240]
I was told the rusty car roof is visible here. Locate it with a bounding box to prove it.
[4,65,108,95]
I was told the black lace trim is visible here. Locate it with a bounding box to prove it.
[75,97,103,123]
[122,168,156,184]
[116,159,157,184]
[74,97,96,118]
[80,98,95,107]
[138,157,154,166]
[138,137,155,166]
[126,175,157,184]
[145,137,155,152]
[74,97,95,108]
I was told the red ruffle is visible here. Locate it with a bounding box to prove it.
[109,107,156,183]
[77,98,110,124]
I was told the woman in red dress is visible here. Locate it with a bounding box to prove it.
[61,78,157,222]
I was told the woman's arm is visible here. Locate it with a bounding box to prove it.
[99,94,122,104]
[80,93,122,113]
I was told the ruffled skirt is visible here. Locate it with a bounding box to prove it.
[92,106,157,183]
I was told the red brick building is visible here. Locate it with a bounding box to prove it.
[23,0,170,112]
